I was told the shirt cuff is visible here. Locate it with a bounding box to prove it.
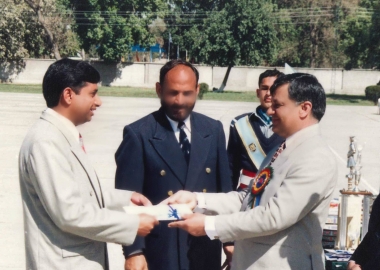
[195,192,206,208]
[205,216,219,240]
[193,192,206,213]
[123,248,143,258]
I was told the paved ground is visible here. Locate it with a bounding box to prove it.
[1,92,380,270]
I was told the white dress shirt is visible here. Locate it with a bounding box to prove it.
[166,115,191,143]
[201,123,320,240]
[45,108,80,143]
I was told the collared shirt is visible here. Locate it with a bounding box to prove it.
[202,123,320,240]
[166,115,192,143]
[249,106,274,138]
[45,108,80,143]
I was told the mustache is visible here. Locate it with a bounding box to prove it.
[170,104,187,110]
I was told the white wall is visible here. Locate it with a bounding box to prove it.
[7,59,380,95]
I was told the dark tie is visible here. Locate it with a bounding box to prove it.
[269,140,286,166]
[178,121,191,164]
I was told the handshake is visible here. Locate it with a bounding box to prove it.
[131,191,203,237]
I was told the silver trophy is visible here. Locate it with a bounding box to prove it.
[346,136,365,192]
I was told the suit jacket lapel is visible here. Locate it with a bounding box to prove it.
[149,110,188,186]
[184,113,212,190]
[70,146,103,207]
[41,111,103,208]
[260,124,321,205]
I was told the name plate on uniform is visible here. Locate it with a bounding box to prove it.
[123,204,193,221]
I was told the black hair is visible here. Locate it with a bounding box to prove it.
[270,73,326,121]
[258,68,284,86]
[159,59,199,86]
[42,58,100,108]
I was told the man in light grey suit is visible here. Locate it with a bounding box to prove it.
[165,73,338,270]
[19,59,158,270]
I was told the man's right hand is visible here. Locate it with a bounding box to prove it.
[125,254,148,270]
[137,214,158,237]
[347,261,361,270]
[160,190,197,210]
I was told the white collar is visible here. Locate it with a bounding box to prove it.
[285,123,319,148]
[45,108,80,143]
[166,114,191,132]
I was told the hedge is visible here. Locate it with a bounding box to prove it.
[365,85,380,105]
[198,83,209,100]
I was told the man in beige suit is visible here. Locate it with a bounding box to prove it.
[19,59,158,270]
[165,73,338,270]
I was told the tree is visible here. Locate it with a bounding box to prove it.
[0,0,28,81]
[21,0,80,60]
[24,0,65,59]
[340,11,371,69]
[182,0,278,91]
[70,0,168,61]
[366,1,380,68]
[274,0,342,68]
[148,17,166,47]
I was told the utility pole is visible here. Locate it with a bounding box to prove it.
[168,33,172,60]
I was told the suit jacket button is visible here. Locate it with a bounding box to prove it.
[206,168,211,173]
[160,170,166,176]
[203,189,207,193]
[168,190,173,196]
[90,191,93,196]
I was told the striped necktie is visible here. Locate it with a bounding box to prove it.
[178,121,191,164]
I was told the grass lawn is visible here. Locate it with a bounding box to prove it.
[0,84,374,106]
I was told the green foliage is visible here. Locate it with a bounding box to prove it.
[182,0,278,67]
[366,2,380,69]
[273,0,344,68]
[0,1,28,81]
[340,13,371,69]
[70,0,168,61]
[2,0,380,71]
[198,83,209,100]
[364,85,380,104]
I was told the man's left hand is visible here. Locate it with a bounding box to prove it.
[221,245,234,270]
[168,213,206,236]
[131,192,152,206]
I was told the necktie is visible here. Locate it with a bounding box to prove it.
[79,133,86,153]
[178,121,191,164]
[269,140,286,166]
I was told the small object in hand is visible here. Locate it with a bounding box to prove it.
[124,204,192,221]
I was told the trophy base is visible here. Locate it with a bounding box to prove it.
[352,186,359,192]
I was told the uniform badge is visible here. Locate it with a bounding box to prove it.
[248,143,256,152]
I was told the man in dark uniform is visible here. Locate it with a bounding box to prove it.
[347,195,380,270]
[228,69,284,190]
[115,60,233,270]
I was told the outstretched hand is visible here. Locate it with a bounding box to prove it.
[137,213,159,237]
[160,190,197,210]
[131,192,152,206]
[168,213,206,237]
